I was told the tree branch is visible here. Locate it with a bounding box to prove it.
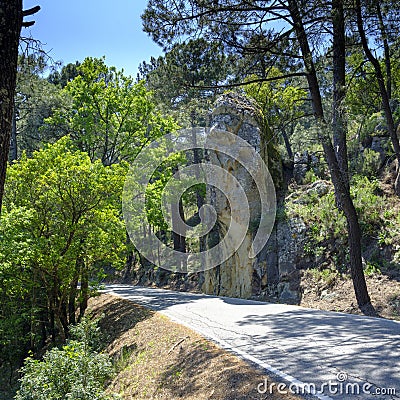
[187,72,307,90]
[22,21,35,27]
[22,6,40,27]
[23,6,41,16]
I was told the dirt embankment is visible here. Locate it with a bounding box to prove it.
[88,294,302,400]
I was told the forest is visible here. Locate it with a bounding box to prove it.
[1,0,400,399]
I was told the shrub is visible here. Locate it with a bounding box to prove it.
[286,175,386,271]
[15,319,116,400]
[353,148,382,179]
[303,169,319,184]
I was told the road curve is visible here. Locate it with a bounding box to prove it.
[104,284,400,400]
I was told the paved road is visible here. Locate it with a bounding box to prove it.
[104,284,400,400]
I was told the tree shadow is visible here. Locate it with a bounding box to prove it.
[159,338,298,400]
[88,294,153,347]
[103,284,203,312]
[234,306,400,395]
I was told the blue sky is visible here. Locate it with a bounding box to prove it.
[22,0,163,77]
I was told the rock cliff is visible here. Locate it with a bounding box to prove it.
[203,93,303,302]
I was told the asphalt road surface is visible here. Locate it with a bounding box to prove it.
[104,284,400,400]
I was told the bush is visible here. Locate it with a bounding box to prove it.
[286,175,386,270]
[351,175,385,235]
[303,169,319,184]
[15,318,116,400]
[353,148,382,179]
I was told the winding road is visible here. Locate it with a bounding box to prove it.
[104,284,400,400]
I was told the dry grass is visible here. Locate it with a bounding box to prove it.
[87,294,301,400]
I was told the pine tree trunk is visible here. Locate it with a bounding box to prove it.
[376,2,392,100]
[0,1,22,213]
[332,0,349,189]
[288,0,371,309]
[10,108,18,161]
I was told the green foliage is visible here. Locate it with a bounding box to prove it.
[308,268,338,286]
[287,176,386,270]
[364,261,382,276]
[13,54,69,158]
[47,61,81,88]
[351,176,385,236]
[3,136,127,270]
[303,170,319,184]
[0,137,127,346]
[138,38,237,127]
[244,68,308,165]
[345,52,381,117]
[244,68,307,128]
[15,319,115,400]
[69,317,103,351]
[351,148,382,179]
[375,202,400,265]
[44,57,177,165]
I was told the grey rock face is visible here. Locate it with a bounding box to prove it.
[293,151,309,184]
[370,136,390,165]
[203,93,303,302]
[203,93,264,299]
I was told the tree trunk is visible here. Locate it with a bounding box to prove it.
[10,108,18,161]
[171,165,187,255]
[68,275,79,325]
[281,125,294,161]
[355,0,400,196]
[48,295,56,342]
[0,1,22,213]
[332,0,349,190]
[79,265,89,321]
[376,2,392,100]
[59,298,69,339]
[172,199,186,253]
[288,0,371,309]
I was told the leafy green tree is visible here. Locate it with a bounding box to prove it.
[47,61,81,88]
[138,38,234,126]
[1,137,127,342]
[244,67,308,159]
[10,55,68,160]
[0,209,37,388]
[45,57,176,165]
[43,57,179,283]
[346,51,381,118]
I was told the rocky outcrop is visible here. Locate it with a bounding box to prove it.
[293,151,309,184]
[202,93,265,299]
[293,151,323,184]
[202,93,305,301]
